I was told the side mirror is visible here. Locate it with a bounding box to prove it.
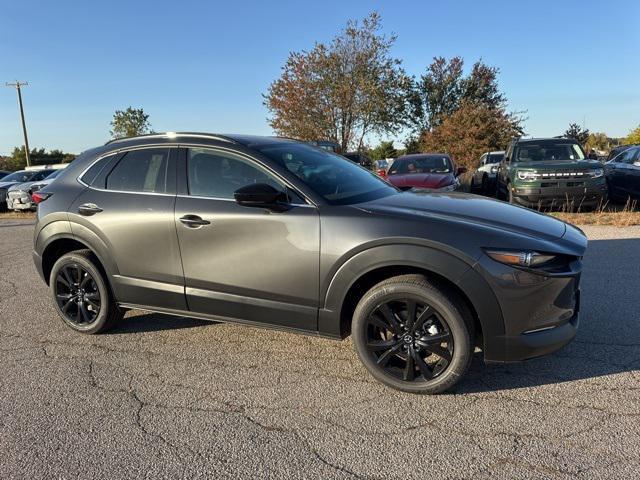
[234,183,288,210]
[456,167,468,176]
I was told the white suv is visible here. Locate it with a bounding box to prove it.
[470,151,504,195]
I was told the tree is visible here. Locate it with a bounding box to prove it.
[264,12,412,151]
[0,146,76,170]
[585,132,610,152]
[420,101,524,170]
[409,57,507,133]
[110,107,152,139]
[624,125,640,145]
[403,136,421,154]
[564,123,589,145]
[369,140,397,160]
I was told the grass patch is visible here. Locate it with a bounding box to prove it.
[0,210,36,220]
[549,198,639,227]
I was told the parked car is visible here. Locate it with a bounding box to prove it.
[34,133,586,394]
[607,144,637,162]
[496,137,607,209]
[6,168,64,211]
[342,152,372,169]
[0,169,55,210]
[0,170,10,180]
[385,153,465,192]
[374,159,392,178]
[307,140,340,153]
[470,151,504,195]
[605,145,640,202]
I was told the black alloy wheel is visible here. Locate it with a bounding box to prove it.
[54,263,101,325]
[352,274,473,394]
[49,250,123,334]
[365,299,453,382]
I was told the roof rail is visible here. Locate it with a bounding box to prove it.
[104,132,237,146]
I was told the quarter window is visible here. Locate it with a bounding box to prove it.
[187,148,301,202]
[106,149,170,193]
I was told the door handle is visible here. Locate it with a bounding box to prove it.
[78,203,103,216]
[179,215,211,228]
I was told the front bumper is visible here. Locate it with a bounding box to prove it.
[511,184,607,208]
[476,255,582,363]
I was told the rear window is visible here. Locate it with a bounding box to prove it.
[389,156,452,174]
[106,149,170,193]
[515,142,585,162]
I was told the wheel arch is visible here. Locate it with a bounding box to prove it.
[318,244,505,358]
[39,222,118,289]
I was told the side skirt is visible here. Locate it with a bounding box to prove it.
[117,302,343,340]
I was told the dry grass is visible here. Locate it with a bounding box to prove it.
[549,198,640,227]
[0,210,36,220]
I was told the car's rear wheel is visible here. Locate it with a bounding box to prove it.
[50,250,123,334]
[352,274,473,394]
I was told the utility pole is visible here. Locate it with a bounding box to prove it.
[5,81,31,167]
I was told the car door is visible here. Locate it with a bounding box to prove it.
[174,146,320,331]
[69,147,187,311]
[628,147,640,198]
[610,148,636,198]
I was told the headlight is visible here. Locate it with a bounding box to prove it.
[490,165,498,173]
[30,184,45,193]
[486,250,556,268]
[588,168,604,178]
[517,170,538,181]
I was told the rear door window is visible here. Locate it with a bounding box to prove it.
[106,148,172,193]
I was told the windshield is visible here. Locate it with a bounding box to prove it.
[257,143,397,205]
[1,170,34,183]
[44,169,63,180]
[487,153,503,164]
[389,156,452,175]
[515,143,585,162]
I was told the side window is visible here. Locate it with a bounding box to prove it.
[187,148,303,203]
[81,154,118,186]
[106,148,170,193]
[620,148,639,164]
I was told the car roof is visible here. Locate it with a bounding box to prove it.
[396,153,450,160]
[104,132,300,149]
[514,137,579,144]
[486,151,505,155]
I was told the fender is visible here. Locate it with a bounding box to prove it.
[318,243,505,353]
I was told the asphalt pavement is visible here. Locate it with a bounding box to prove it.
[1,220,639,479]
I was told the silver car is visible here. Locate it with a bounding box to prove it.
[6,169,64,211]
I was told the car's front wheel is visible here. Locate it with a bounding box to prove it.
[50,250,123,334]
[352,274,473,394]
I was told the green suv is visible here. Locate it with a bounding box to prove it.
[497,137,607,209]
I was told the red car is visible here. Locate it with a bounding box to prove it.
[384,153,466,192]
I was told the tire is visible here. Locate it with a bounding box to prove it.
[351,274,473,394]
[49,249,123,334]
[481,175,489,196]
[469,176,476,193]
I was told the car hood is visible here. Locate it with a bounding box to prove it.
[513,159,602,170]
[0,181,23,190]
[358,192,567,240]
[387,172,454,189]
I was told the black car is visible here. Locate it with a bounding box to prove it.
[605,145,640,202]
[607,144,637,162]
[33,133,586,394]
[342,152,373,169]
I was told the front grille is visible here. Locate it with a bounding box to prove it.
[535,171,589,180]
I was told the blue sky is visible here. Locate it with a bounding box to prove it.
[1,0,638,155]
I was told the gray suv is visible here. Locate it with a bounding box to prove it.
[33,133,587,394]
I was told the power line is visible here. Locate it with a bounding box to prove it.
[5,81,31,167]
